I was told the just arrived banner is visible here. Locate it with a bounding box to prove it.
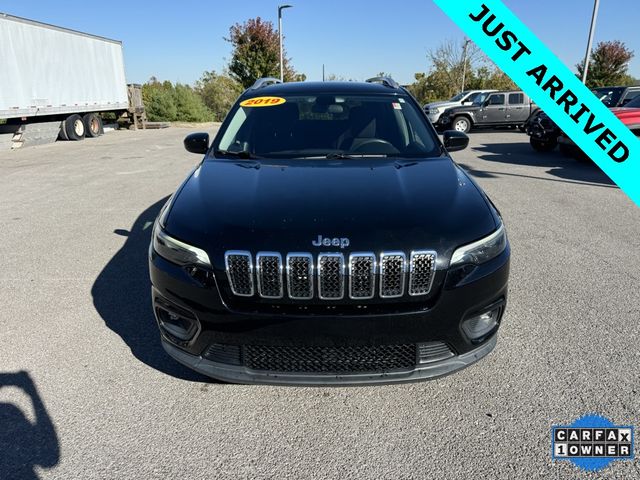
[433,0,640,208]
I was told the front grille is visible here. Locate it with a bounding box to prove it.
[318,253,344,299]
[225,251,253,296]
[245,344,417,373]
[349,253,376,299]
[256,252,283,298]
[225,250,437,301]
[379,252,406,298]
[409,251,436,296]
[287,253,313,299]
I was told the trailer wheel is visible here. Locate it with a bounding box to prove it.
[83,113,103,137]
[64,114,85,141]
[58,120,69,141]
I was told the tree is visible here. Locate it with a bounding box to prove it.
[196,71,243,121]
[226,17,304,88]
[142,78,211,122]
[406,39,517,104]
[576,40,635,88]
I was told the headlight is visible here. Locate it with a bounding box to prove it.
[450,223,507,267]
[152,223,211,268]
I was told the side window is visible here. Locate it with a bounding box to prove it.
[488,94,505,105]
[621,90,640,105]
[508,93,524,105]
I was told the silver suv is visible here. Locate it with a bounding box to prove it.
[423,90,497,124]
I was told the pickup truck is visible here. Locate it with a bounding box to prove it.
[436,91,536,133]
[423,89,496,124]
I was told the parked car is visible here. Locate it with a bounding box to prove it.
[149,77,510,385]
[524,86,640,154]
[437,91,536,133]
[423,89,496,124]
[591,85,640,108]
[525,109,560,152]
[557,98,640,161]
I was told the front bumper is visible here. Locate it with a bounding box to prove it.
[162,333,497,385]
[149,246,510,385]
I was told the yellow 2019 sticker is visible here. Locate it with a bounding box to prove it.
[240,96,286,107]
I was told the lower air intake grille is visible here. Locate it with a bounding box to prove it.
[417,341,454,364]
[245,344,417,373]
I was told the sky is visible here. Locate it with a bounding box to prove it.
[3,0,639,86]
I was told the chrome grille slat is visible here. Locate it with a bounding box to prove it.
[318,253,345,300]
[224,251,254,297]
[349,253,376,299]
[379,252,406,298]
[286,253,314,299]
[224,250,436,301]
[256,252,283,299]
[409,250,436,296]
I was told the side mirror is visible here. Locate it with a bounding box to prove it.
[443,130,469,152]
[184,132,210,154]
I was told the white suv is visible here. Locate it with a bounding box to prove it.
[424,90,497,124]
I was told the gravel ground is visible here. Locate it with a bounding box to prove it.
[0,128,638,479]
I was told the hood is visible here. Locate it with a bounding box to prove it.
[165,158,497,270]
[425,100,459,110]
[444,105,481,115]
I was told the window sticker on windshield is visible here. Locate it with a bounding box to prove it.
[392,102,402,110]
[240,96,286,107]
[398,98,406,103]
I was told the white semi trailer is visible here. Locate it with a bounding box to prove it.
[0,12,144,146]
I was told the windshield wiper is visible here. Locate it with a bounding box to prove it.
[214,149,262,159]
[325,153,355,159]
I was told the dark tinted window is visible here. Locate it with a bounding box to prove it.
[215,94,440,158]
[621,89,640,105]
[623,95,640,108]
[488,94,505,105]
[508,93,524,104]
[592,87,624,107]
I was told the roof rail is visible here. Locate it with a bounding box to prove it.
[365,76,400,89]
[249,77,283,90]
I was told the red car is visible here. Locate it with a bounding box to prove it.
[557,96,640,161]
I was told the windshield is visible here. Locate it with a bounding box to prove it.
[472,93,489,106]
[449,91,469,102]
[591,87,624,107]
[214,94,440,158]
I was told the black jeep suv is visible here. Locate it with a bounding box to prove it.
[149,77,510,385]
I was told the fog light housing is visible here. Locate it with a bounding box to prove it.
[462,308,500,342]
[154,297,199,344]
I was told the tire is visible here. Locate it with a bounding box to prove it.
[453,116,471,133]
[58,120,69,141]
[83,113,103,137]
[530,136,557,152]
[558,143,573,157]
[63,114,85,141]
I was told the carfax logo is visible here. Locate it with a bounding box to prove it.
[552,414,634,471]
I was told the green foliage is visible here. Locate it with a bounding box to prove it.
[226,17,304,88]
[576,40,635,88]
[142,79,211,122]
[196,71,243,121]
[406,39,517,105]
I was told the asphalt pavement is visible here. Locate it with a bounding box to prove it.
[0,127,638,479]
